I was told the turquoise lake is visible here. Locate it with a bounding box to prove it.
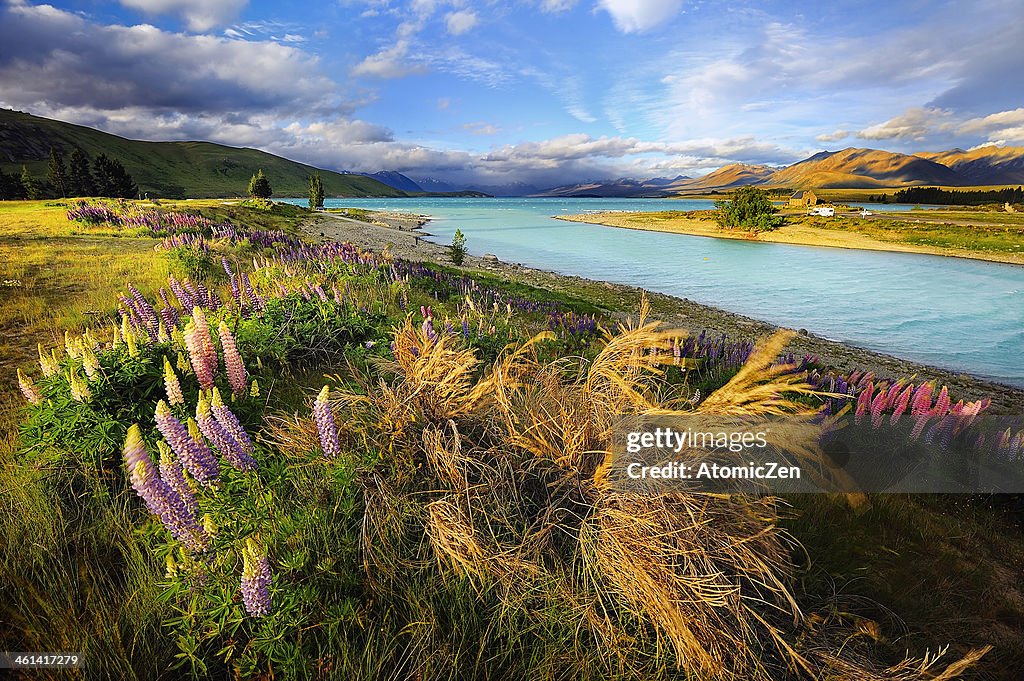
[282,197,1024,387]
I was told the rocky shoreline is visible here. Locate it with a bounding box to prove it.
[301,211,1024,415]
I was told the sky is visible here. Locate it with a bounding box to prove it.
[1,0,1023,188]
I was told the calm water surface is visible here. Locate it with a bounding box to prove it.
[283,197,1024,387]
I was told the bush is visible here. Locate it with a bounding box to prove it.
[450,229,467,265]
[715,186,783,232]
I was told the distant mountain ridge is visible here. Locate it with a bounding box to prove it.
[535,146,1024,197]
[0,109,405,198]
[361,170,424,193]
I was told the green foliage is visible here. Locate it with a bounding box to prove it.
[714,186,783,232]
[450,228,467,265]
[167,244,216,280]
[46,148,68,198]
[68,147,96,197]
[248,169,273,200]
[0,166,26,200]
[891,185,1024,206]
[0,109,407,199]
[93,154,139,198]
[20,165,40,200]
[308,173,325,210]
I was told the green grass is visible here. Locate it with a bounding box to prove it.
[1,198,1022,679]
[0,109,406,199]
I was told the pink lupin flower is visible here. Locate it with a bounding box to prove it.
[931,386,950,416]
[191,307,218,377]
[910,383,933,416]
[17,369,42,405]
[218,322,247,397]
[890,384,914,422]
[184,321,215,390]
[854,382,873,424]
[870,389,889,428]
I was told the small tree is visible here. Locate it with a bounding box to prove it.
[308,173,325,210]
[92,154,138,198]
[68,148,96,197]
[20,165,40,200]
[714,186,782,232]
[46,148,68,198]
[450,228,467,265]
[0,168,26,200]
[248,169,272,199]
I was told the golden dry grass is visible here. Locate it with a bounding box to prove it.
[271,296,989,680]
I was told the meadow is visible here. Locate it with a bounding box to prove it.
[1,199,1022,679]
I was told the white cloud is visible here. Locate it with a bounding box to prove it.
[597,0,684,33]
[957,108,1024,143]
[462,121,500,135]
[351,40,426,79]
[444,10,477,35]
[856,107,953,141]
[539,0,577,12]
[816,129,849,142]
[118,0,247,32]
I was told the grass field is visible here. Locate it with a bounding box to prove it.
[560,207,1024,264]
[1,198,1022,679]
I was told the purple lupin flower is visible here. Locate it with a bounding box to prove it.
[240,538,272,617]
[158,441,198,518]
[218,322,247,397]
[210,387,254,456]
[124,425,209,552]
[196,392,256,472]
[127,284,159,334]
[313,385,340,457]
[155,400,219,483]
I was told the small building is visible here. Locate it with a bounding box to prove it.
[789,190,817,208]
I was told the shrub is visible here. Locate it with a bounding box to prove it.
[715,186,783,232]
[248,169,272,199]
[450,228,467,265]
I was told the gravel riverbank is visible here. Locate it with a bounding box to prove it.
[301,211,1024,414]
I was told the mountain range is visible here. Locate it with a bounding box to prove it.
[3,109,1023,199]
[532,146,1024,197]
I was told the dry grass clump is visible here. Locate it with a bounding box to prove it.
[276,297,988,680]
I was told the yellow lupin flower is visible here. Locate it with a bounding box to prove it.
[202,514,217,536]
[68,365,91,402]
[158,320,170,344]
[65,331,79,359]
[165,554,178,578]
[121,315,131,342]
[163,356,184,405]
[249,379,260,398]
[125,327,139,358]
[81,344,100,380]
[38,343,58,377]
[176,351,191,374]
[111,325,122,349]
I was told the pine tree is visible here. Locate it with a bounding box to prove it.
[67,148,96,197]
[46,148,68,198]
[248,169,272,199]
[20,165,40,200]
[308,173,325,210]
[0,168,26,200]
[93,154,138,198]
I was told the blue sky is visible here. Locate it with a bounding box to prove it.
[1,0,1022,187]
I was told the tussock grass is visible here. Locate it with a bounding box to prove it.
[274,296,988,679]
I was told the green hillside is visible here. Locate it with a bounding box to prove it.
[0,109,405,199]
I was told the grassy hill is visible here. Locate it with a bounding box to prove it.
[0,109,405,199]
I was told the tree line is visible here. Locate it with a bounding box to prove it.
[870,186,1024,205]
[0,147,138,200]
